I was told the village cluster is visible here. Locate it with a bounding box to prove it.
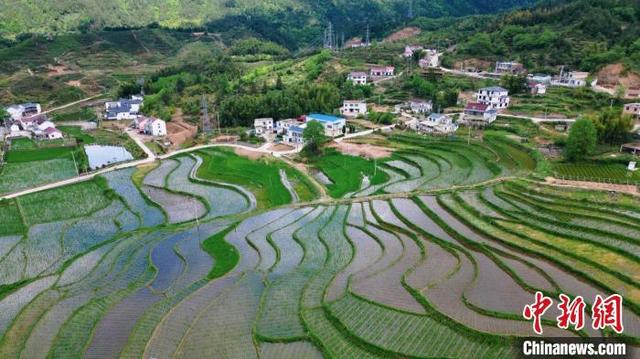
[3,103,63,141]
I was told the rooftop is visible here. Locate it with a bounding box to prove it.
[479,86,508,92]
[307,113,343,123]
[465,102,490,112]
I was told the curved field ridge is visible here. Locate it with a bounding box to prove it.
[2,145,640,359]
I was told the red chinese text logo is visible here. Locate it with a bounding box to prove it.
[523,292,624,335]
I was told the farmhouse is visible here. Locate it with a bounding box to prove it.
[347,72,368,85]
[134,116,167,136]
[6,102,41,121]
[551,71,594,88]
[495,61,525,74]
[370,66,395,77]
[276,118,303,135]
[105,95,143,121]
[409,99,433,114]
[419,49,440,68]
[341,100,367,117]
[254,118,274,136]
[283,125,305,144]
[43,127,63,140]
[625,88,640,99]
[305,113,346,137]
[623,103,640,119]
[145,118,167,137]
[527,81,547,95]
[476,86,510,110]
[418,113,458,135]
[403,45,423,58]
[528,74,552,84]
[462,102,498,126]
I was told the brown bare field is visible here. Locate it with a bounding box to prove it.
[383,27,421,42]
[167,108,198,148]
[453,58,493,72]
[546,177,640,196]
[268,143,295,152]
[596,63,640,91]
[329,141,393,159]
[234,147,264,160]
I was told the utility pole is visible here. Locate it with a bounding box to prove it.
[365,23,370,47]
[408,0,414,19]
[324,22,335,50]
[201,95,213,134]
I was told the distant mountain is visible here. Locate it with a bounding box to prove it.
[445,0,640,72]
[0,0,537,45]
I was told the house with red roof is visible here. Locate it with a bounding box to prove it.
[462,102,498,126]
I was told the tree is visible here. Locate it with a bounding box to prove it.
[565,119,597,162]
[0,107,8,124]
[588,109,634,145]
[302,120,327,155]
[500,74,527,94]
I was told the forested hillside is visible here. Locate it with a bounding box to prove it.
[441,0,640,72]
[0,0,536,45]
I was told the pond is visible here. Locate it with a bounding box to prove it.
[84,145,133,170]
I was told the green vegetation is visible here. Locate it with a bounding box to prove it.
[447,0,640,72]
[303,120,327,156]
[202,223,240,280]
[5,146,78,163]
[0,159,78,195]
[8,138,37,151]
[196,148,315,208]
[0,200,25,235]
[58,126,95,144]
[552,162,640,184]
[565,119,597,161]
[311,148,389,198]
[17,179,112,224]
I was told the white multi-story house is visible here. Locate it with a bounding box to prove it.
[105,95,143,120]
[145,118,167,137]
[476,86,510,110]
[462,102,498,126]
[528,82,547,95]
[305,113,346,138]
[551,71,595,88]
[283,124,306,144]
[341,100,367,117]
[254,118,274,136]
[419,49,440,68]
[418,113,458,135]
[347,72,368,85]
[6,103,41,121]
[409,99,433,114]
[370,66,395,77]
[624,103,640,119]
[276,118,304,135]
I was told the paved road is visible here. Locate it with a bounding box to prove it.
[0,133,301,200]
[499,113,577,124]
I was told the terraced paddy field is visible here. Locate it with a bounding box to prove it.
[313,132,537,199]
[0,143,639,357]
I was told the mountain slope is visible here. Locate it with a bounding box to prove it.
[0,0,537,43]
[443,0,640,72]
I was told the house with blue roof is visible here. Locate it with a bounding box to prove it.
[305,113,346,138]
